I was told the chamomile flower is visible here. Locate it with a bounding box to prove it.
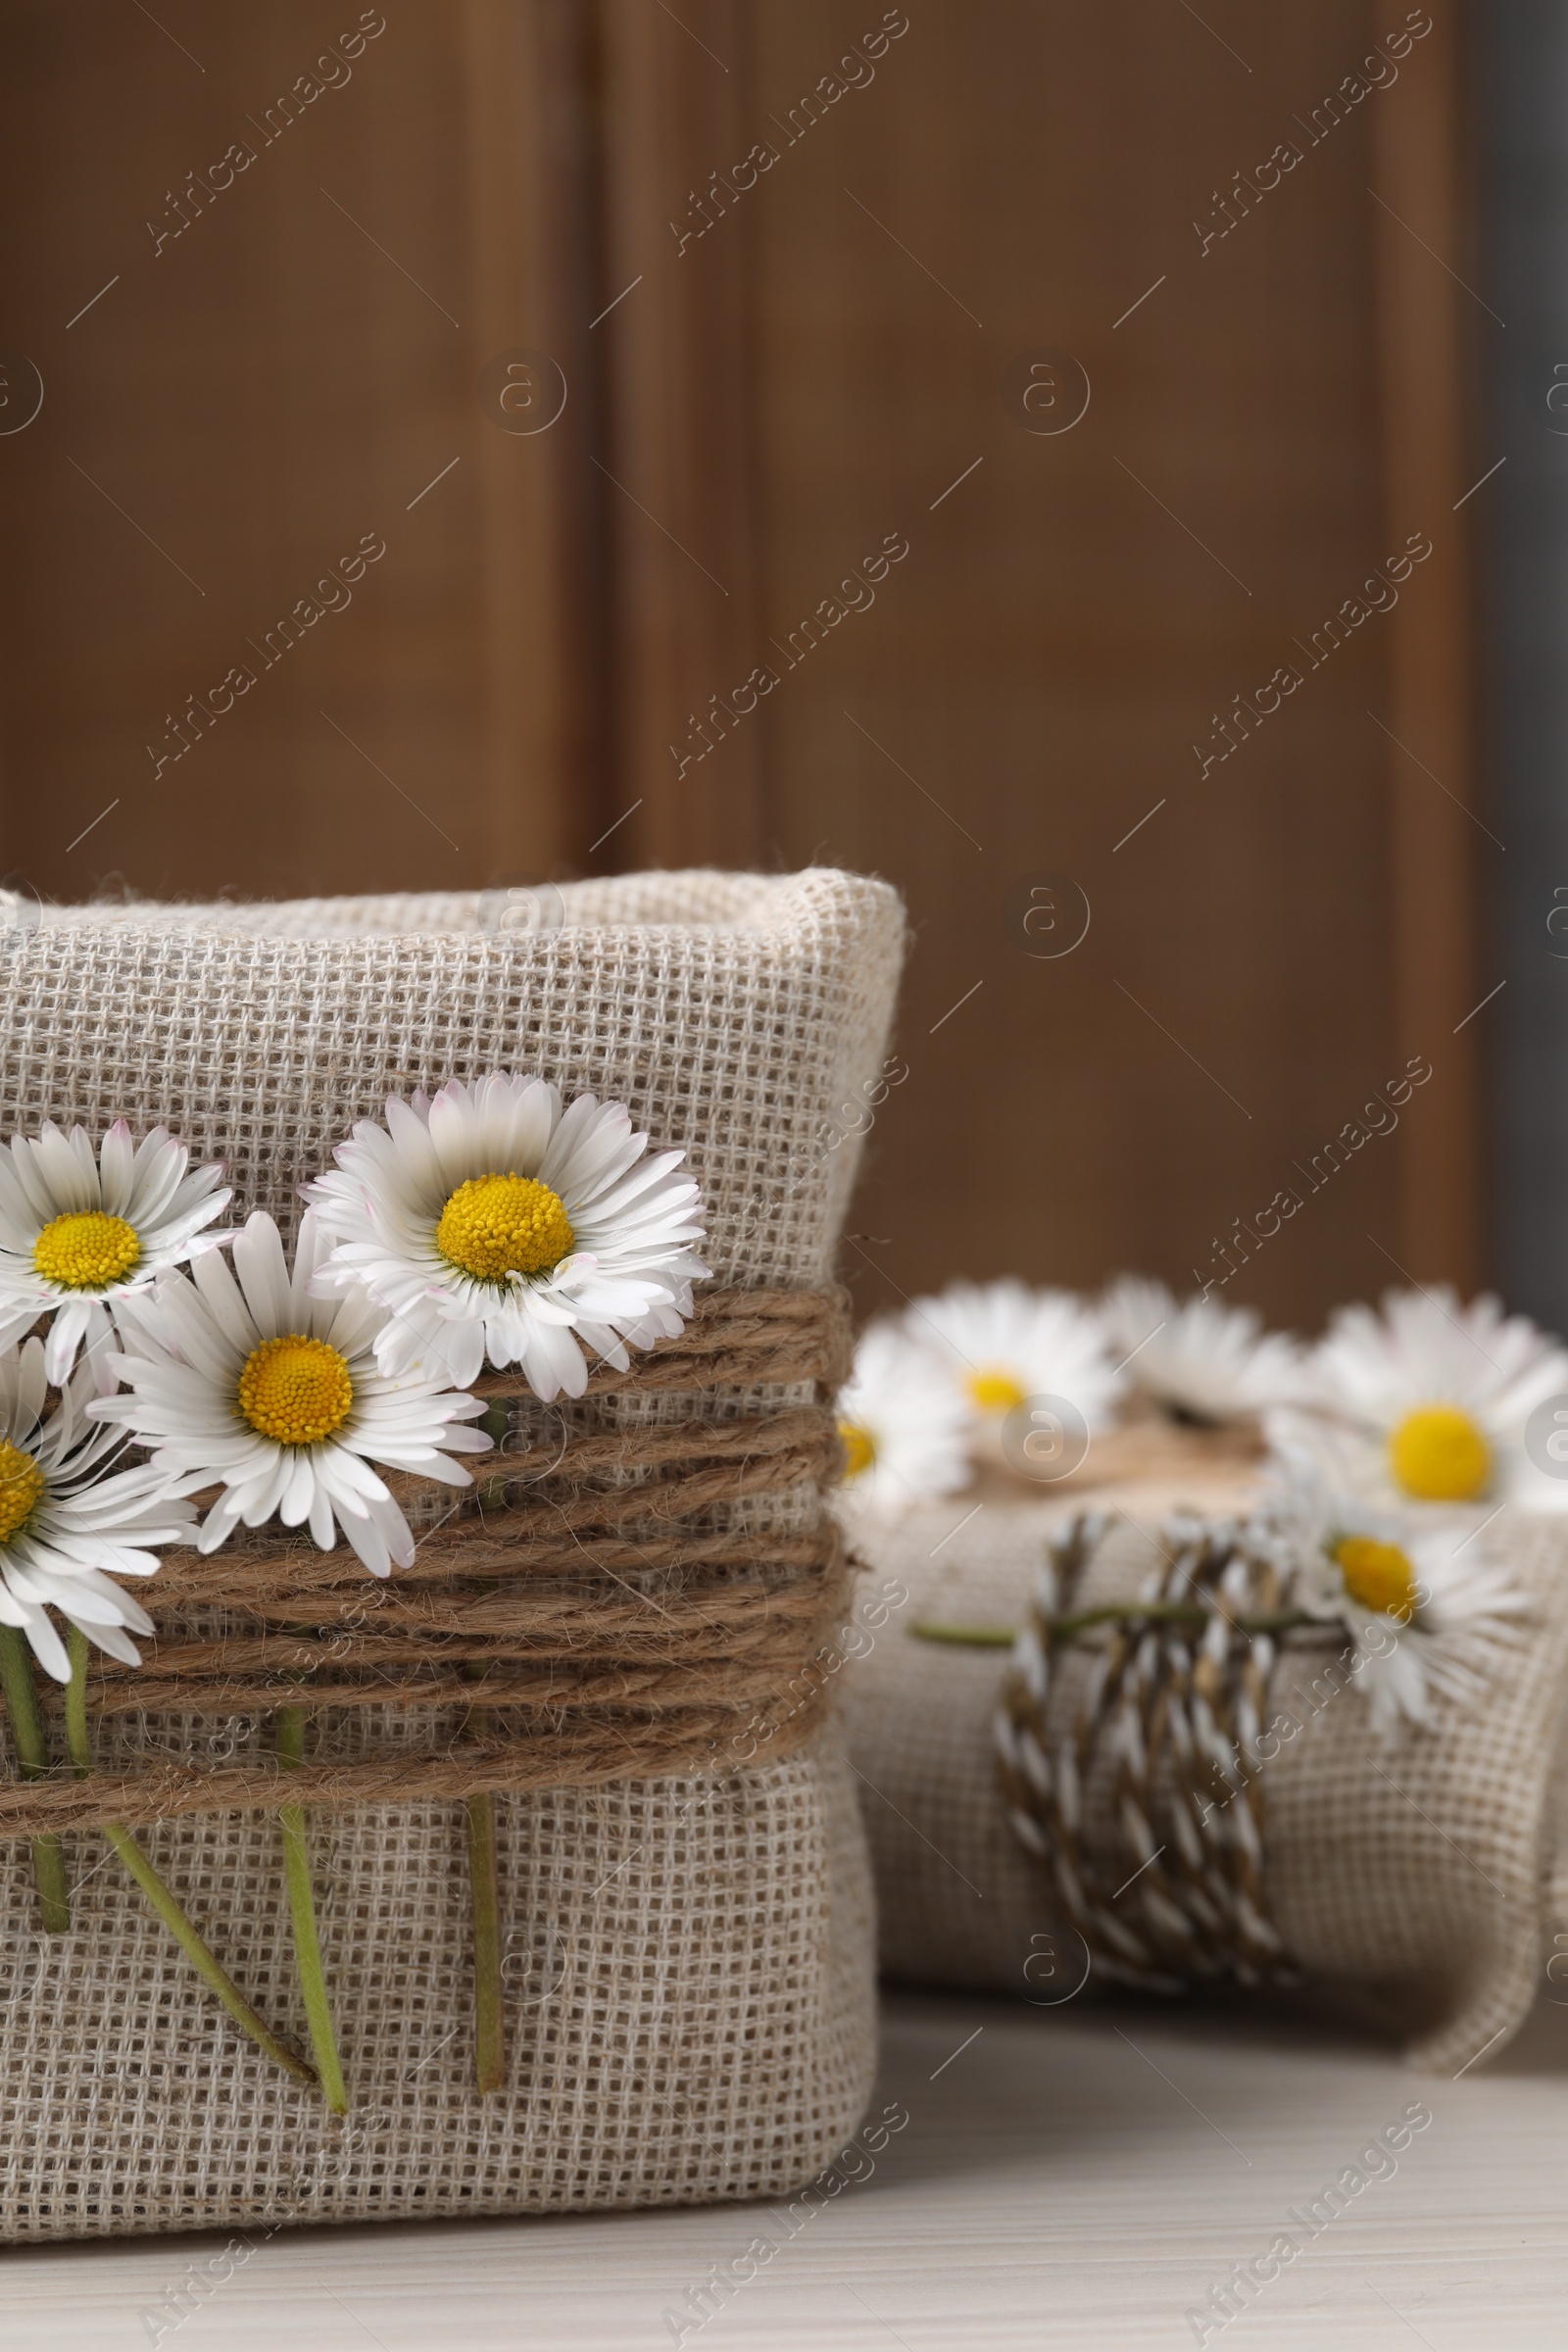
[0,1120,231,1386]
[1102,1275,1307,1425]
[1285,1286,1568,1514]
[907,1279,1123,1449]
[1250,1445,1528,1734]
[305,1073,709,1399]
[836,1320,971,1513]
[91,1210,491,1578]
[0,1337,195,1683]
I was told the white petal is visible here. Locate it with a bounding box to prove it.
[232,1212,295,1337]
[43,1299,91,1386]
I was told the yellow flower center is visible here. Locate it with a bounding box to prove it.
[435,1173,575,1283]
[0,1441,44,1544]
[237,1334,355,1447]
[31,1210,140,1293]
[1388,1404,1492,1502]
[1332,1534,1419,1624]
[839,1420,877,1480]
[968,1368,1027,1415]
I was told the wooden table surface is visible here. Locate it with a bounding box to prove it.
[8,1986,1568,2349]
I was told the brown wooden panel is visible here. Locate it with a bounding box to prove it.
[635,0,1479,1327]
[0,0,600,899]
[1371,2,1488,1292]
[596,0,763,869]
[462,0,610,879]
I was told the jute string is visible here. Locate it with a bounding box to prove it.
[996,1512,1300,1992]
[7,1286,854,1836]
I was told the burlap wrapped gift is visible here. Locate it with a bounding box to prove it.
[843,1449,1568,2074]
[0,865,901,2240]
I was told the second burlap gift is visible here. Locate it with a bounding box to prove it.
[844,1457,1568,2075]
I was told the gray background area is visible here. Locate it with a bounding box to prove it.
[1484,4,1568,1333]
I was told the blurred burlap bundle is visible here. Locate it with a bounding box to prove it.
[844,1444,1568,2075]
[0,866,902,2240]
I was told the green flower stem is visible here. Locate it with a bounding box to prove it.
[276,1706,348,2115]
[0,1627,71,1934]
[909,1621,1018,1648]
[912,1603,1318,1648]
[479,1400,512,1512]
[1050,1603,1316,1641]
[64,1632,90,1777]
[64,1627,318,2093]
[462,1664,505,2096]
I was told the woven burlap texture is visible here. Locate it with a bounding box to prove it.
[29,867,901,1282]
[0,866,902,2238]
[842,1462,1568,2075]
[0,1724,872,2236]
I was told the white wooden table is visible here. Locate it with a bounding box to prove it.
[8,1987,1568,2349]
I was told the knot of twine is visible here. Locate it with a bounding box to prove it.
[3,1286,855,1836]
[995,1513,1298,1993]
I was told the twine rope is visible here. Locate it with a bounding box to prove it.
[5,1286,854,1833]
[996,1512,1300,1992]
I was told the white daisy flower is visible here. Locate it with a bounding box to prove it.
[90,1210,491,1578]
[1102,1274,1307,1425]
[305,1073,709,1400]
[1282,1285,1568,1514]
[837,1320,971,1513]
[1250,1445,1528,1735]
[0,1120,232,1386]
[0,1336,195,1683]
[907,1278,1124,1447]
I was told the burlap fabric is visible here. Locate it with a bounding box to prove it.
[843,1453,1568,2075]
[0,865,902,2239]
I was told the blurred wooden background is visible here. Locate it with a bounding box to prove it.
[0,0,1491,1330]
